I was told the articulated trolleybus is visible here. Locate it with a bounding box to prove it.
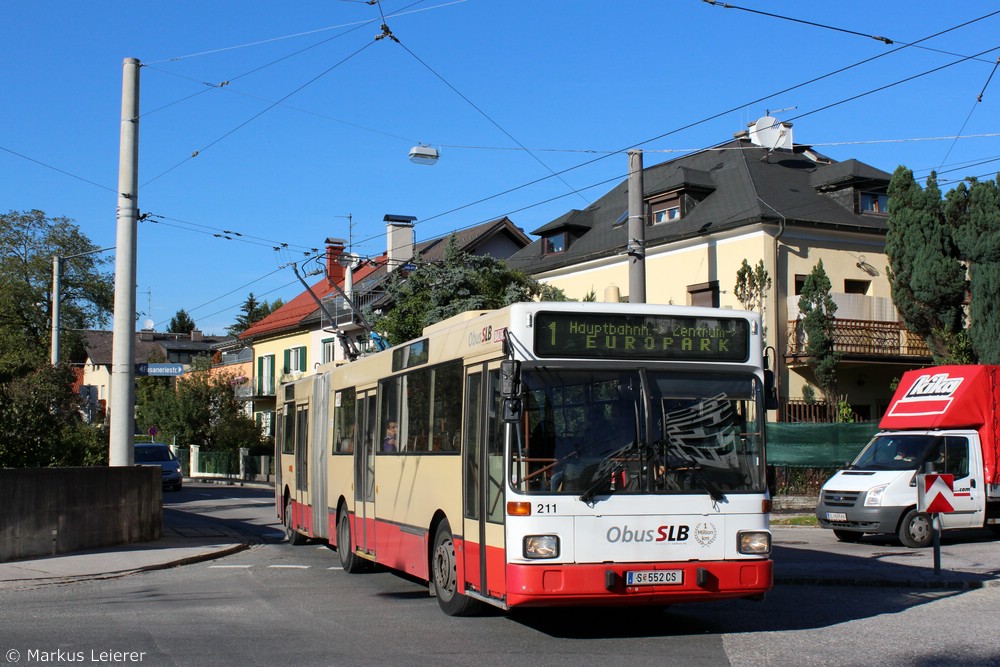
[277,302,774,615]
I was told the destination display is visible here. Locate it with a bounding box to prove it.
[533,311,750,361]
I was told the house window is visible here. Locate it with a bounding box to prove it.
[284,346,307,374]
[844,279,870,295]
[653,205,681,224]
[650,193,683,225]
[257,354,275,396]
[543,233,568,255]
[794,274,807,296]
[687,281,719,308]
[322,338,338,364]
[860,192,889,214]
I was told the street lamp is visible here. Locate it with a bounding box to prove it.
[409,145,439,165]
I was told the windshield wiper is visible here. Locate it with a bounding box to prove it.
[659,440,727,503]
[578,442,638,503]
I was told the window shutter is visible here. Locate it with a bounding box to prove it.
[298,347,306,372]
[283,349,291,374]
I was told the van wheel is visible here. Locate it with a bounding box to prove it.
[833,529,863,543]
[431,520,485,617]
[284,499,307,545]
[337,511,366,573]
[898,508,932,548]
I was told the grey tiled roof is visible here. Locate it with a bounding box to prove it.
[508,139,891,274]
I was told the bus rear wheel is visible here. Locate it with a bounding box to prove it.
[284,499,307,546]
[337,511,366,573]
[431,520,484,617]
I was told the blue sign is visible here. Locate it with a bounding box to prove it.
[136,363,185,377]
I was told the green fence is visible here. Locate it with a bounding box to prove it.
[766,422,878,467]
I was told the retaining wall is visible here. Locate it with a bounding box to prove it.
[0,467,162,562]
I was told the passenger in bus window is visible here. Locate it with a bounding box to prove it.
[382,421,398,452]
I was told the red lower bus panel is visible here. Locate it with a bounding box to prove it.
[504,559,773,608]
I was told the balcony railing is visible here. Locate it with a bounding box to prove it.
[785,319,931,360]
[321,289,386,330]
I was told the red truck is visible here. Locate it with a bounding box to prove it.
[817,365,1000,547]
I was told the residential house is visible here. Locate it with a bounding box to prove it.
[239,215,531,438]
[76,328,230,423]
[507,117,931,421]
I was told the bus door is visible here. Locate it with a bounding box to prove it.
[354,391,378,556]
[293,401,310,524]
[462,366,506,601]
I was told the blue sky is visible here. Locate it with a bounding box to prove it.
[3,1,999,334]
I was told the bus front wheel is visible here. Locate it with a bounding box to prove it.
[431,520,484,617]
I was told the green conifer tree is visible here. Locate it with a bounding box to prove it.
[885,168,968,362]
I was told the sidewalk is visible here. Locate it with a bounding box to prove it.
[0,503,251,590]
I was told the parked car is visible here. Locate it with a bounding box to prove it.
[134,443,183,491]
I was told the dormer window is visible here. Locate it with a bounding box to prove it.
[650,193,683,224]
[543,233,568,255]
[860,191,889,215]
[653,205,681,224]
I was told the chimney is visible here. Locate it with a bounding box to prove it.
[325,237,346,285]
[384,214,416,272]
[190,329,203,342]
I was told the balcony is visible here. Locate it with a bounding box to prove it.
[785,319,931,361]
[321,288,386,330]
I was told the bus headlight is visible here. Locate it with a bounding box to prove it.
[864,484,888,507]
[738,531,771,555]
[523,535,559,559]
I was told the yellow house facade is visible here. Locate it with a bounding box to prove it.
[509,120,929,421]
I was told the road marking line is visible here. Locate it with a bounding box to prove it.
[208,565,253,569]
[327,567,343,571]
[269,565,311,569]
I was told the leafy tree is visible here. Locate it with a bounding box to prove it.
[798,260,840,414]
[0,364,106,467]
[948,175,1000,363]
[168,308,196,334]
[374,235,549,344]
[885,169,968,363]
[227,293,284,337]
[0,209,114,376]
[734,258,772,343]
[136,368,262,453]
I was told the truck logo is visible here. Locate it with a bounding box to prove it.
[888,372,964,417]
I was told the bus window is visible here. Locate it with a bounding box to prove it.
[334,388,356,454]
[281,402,295,455]
[431,361,462,452]
[379,378,400,453]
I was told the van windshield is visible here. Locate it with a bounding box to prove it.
[850,434,937,471]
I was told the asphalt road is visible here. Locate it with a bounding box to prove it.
[1,485,998,666]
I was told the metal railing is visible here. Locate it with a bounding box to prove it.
[785,319,931,359]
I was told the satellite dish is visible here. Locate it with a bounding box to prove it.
[143,319,155,330]
[750,116,782,149]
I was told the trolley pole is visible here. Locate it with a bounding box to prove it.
[627,150,646,304]
[109,57,140,467]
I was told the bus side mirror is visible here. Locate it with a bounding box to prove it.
[500,359,520,398]
[764,370,778,411]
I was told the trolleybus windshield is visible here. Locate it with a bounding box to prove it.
[513,369,765,496]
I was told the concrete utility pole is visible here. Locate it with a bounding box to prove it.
[109,57,140,467]
[627,149,646,304]
[50,256,61,365]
